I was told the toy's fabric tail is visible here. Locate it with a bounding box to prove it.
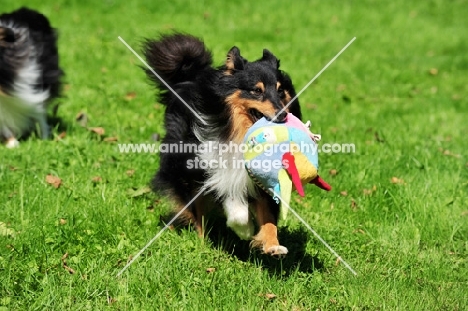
[282,152,305,196]
[310,176,331,191]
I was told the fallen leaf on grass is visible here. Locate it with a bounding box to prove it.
[206,267,216,273]
[61,253,75,274]
[363,185,377,195]
[127,186,151,198]
[351,200,357,210]
[353,228,365,234]
[89,127,105,136]
[46,175,62,189]
[75,112,88,127]
[63,263,75,274]
[429,68,438,75]
[104,136,118,142]
[59,218,67,225]
[0,222,15,237]
[126,169,135,177]
[259,293,276,300]
[391,177,405,184]
[441,149,461,158]
[91,176,103,183]
[124,91,137,101]
[329,169,338,176]
[55,131,66,141]
[340,191,348,196]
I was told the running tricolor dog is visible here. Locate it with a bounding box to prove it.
[144,33,301,256]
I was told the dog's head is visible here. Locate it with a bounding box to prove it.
[221,47,302,142]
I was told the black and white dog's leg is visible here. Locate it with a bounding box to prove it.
[2,126,19,148]
[37,111,49,139]
[223,196,254,240]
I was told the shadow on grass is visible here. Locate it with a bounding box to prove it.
[207,221,323,277]
[165,212,323,277]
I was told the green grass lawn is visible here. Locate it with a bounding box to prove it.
[1,0,467,309]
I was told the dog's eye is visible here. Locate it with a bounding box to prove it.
[278,87,285,98]
[251,87,263,96]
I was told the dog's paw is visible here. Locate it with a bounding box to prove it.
[6,138,19,148]
[265,245,288,258]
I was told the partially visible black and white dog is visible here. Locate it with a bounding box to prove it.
[0,7,63,148]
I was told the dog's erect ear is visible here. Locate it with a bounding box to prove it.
[0,27,15,44]
[226,46,245,70]
[262,49,280,69]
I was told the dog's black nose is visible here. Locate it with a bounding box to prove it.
[273,111,288,123]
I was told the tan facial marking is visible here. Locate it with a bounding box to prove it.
[282,90,291,107]
[225,90,277,142]
[255,82,265,93]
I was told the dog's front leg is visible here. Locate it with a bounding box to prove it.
[223,196,254,240]
[251,196,288,257]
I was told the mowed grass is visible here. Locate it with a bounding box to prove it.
[1,0,467,309]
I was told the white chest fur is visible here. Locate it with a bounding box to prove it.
[198,142,259,239]
[0,56,50,140]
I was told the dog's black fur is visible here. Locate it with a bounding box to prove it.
[144,33,302,256]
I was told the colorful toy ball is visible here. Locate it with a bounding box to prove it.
[243,113,331,219]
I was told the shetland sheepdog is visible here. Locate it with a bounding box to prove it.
[144,33,301,256]
[0,7,63,148]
